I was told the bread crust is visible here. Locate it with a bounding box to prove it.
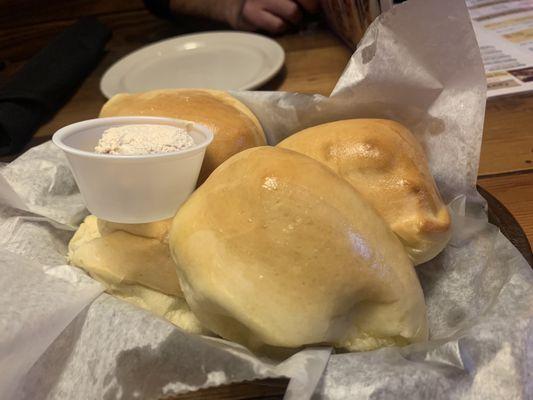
[278,119,451,265]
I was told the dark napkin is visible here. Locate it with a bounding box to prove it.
[0,17,111,156]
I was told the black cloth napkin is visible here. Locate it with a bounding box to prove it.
[0,17,111,156]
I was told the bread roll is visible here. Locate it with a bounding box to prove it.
[100,89,266,183]
[69,221,180,297]
[68,216,205,334]
[278,119,451,265]
[169,146,427,351]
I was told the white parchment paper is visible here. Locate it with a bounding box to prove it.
[0,0,531,399]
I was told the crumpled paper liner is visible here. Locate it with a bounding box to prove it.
[0,0,531,398]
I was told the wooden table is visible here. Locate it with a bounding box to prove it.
[1,3,531,399]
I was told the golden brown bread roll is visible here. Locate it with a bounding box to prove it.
[100,89,266,183]
[278,119,451,265]
[169,146,428,351]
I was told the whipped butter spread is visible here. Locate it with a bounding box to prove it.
[95,124,195,155]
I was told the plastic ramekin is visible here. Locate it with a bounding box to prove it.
[52,116,213,223]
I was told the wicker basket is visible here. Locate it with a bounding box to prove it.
[320,0,395,49]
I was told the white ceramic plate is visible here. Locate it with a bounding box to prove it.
[100,31,285,98]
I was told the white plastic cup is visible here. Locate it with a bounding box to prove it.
[52,116,213,223]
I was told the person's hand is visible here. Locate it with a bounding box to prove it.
[234,0,320,34]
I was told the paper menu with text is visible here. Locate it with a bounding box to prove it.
[467,0,533,97]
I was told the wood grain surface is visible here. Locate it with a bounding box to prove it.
[481,94,533,175]
[0,0,144,29]
[1,5,532,399]
[165,378,289,400]
[478,172,533,246]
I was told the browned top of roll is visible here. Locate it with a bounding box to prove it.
[278,119,451,265]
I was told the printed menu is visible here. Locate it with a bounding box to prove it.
[467,0,533,97]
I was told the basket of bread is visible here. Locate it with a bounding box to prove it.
[1,0,531,399]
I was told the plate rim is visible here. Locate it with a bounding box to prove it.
[100,31,286,98]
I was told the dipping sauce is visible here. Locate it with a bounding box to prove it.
[94,124,195,155]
